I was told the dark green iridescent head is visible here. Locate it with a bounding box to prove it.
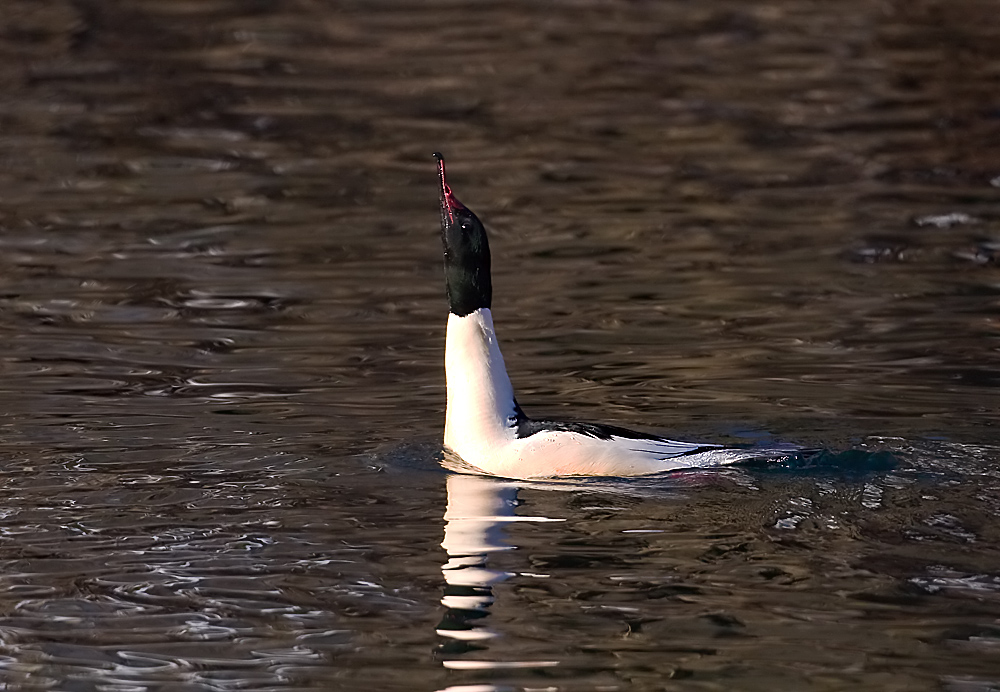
[434,152,492,317]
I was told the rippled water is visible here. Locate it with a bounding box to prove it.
[1,0,999,689]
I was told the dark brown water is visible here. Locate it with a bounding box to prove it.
[1,0,999,689]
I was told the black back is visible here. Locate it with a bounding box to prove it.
[510,400,723,455]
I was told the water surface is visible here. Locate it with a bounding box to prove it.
[0,0,999,690]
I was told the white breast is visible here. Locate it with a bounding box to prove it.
[443,308,517,463]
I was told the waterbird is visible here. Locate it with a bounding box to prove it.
[434,152,795,478]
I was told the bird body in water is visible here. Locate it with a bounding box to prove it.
[434,152,796,479]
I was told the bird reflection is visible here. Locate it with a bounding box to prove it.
[436,473,519,655]
[436,472,568,668]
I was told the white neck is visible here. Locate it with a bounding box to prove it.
[444,308,517,457]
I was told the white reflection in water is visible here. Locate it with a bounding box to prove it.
[436,474,562,670]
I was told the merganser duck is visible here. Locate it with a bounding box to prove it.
[435,152,793,478]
